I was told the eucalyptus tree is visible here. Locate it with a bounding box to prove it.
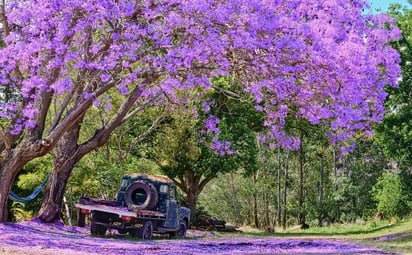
[0,0,401,223]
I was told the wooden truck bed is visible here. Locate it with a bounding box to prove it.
[75,197,166,219]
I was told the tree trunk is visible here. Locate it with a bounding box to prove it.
[297,135,305,226]
[38,123,80,223]
[332,146,340,222]
[0,160,20,222]
[0,140,52,223]
[37,91,135,222]
[276,148,281,228]
[185,187,199,224]
[37,160,76,222]
[262,162,269,230]
[318,154,324,227]
[264,191,269,229]
[333,147,337,191]
[173,169,217,226]
[229,172,242,225]
[282,151,289,230]
[252,171,259,229]
[180,171,201,225]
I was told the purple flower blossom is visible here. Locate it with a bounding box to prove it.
[209,137,236,156]
[0,0,401,153]
[52,77,72,94]
[101,73,111,83]
[202,101,210,113]
[205,115,220,134]
[83,92,93,100]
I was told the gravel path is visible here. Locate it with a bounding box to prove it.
[0,220,398,255]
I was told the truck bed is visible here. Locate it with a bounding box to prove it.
[75,197,166,219]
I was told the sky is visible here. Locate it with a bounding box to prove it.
[368,0,410,12]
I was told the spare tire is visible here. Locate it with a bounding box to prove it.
[125,181,158,210]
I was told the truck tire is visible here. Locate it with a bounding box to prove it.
[138,220,153,240]
[90,212,107,237]
[171,220,187,238]
[91,222,107,236]
[130,221,153,240]
[125,181,158,210]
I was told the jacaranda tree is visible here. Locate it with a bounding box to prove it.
[0,0,401,222]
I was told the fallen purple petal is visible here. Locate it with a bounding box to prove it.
[0,220,398,255]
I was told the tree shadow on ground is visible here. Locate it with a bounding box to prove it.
[234,224,398,238]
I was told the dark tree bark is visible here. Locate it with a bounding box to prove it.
[297,134,306,226]
[252,171,259,229]
[264,190,269,230]
[318,154,324,227]
[38,125,81,223]
[173,170,215,225]
[185,187,199,223]
[282,151,289,230]
[276,148,281,227]
[229,171,242,225]
[0,157,22,222]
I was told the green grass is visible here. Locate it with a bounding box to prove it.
[232,218,412,254]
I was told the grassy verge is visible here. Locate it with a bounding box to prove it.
[233,217,412,254]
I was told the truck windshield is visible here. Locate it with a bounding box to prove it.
[159,184,168,194]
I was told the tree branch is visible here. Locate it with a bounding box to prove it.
[122,112,166,160]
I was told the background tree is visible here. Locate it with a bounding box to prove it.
[149,80,262,222]
[374,4,412,210]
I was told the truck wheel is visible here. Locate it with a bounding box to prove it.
[132,221,153,240]
[91,222,107,236]
[172,220,187,238]
[125,182,158,210]
[90,212,107,237]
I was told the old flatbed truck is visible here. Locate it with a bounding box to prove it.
[75,173,191,240]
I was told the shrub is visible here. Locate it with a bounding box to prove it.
[371,172,409,219]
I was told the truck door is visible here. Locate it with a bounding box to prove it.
[164,185,178,228]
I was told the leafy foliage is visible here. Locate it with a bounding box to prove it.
[68,148,160,200]
[373,4,412,216]
[371,172,409,218]
[8,156,52,218]
[9,201,34,222]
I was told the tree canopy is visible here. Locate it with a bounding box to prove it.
[0,0,402,222]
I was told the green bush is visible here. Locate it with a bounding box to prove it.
[371,172,409,219]
[10,201,34,222]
